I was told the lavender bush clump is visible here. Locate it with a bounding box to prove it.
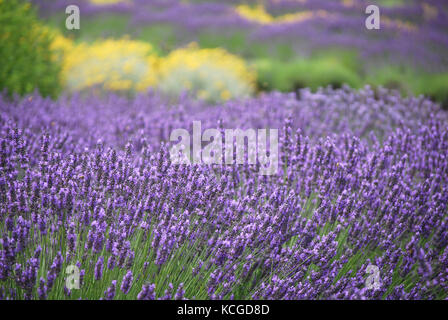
[0,86,447,299]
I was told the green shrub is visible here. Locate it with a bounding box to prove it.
[366,68,448,109]
[254,57,362,92]
[256,56,448,109]
[0,0,61,98]
[423,74,448,108]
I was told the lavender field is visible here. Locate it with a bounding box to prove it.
[1,0,448,300]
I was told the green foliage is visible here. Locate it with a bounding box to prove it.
[422,74,448,108]
[366,68,448,108]
[254,56,362,92]
[0,0,61,98]
[255,54,448,109]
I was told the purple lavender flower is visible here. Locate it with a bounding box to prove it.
[120,270,133,295]
[137,283,156,300]
[1,85,448,300]
[37,278,47,300]
[94,256,104,281]
[104,280,117,300]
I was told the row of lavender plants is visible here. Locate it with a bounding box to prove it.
[1,86,447,299]
[30,0,448,72]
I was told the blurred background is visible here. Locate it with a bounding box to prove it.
[1,0,448,107]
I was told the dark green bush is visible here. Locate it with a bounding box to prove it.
[365,68,448,109]
[254,57,362,92]
[0,0,61,98]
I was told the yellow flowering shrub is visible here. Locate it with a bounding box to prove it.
[236,4,414,32]
[37,27,75,64]
[50,34,74,56]
[235,4,274,24]
[60,38,158,92]
[157,44,256,102]
[235,4,330,25]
